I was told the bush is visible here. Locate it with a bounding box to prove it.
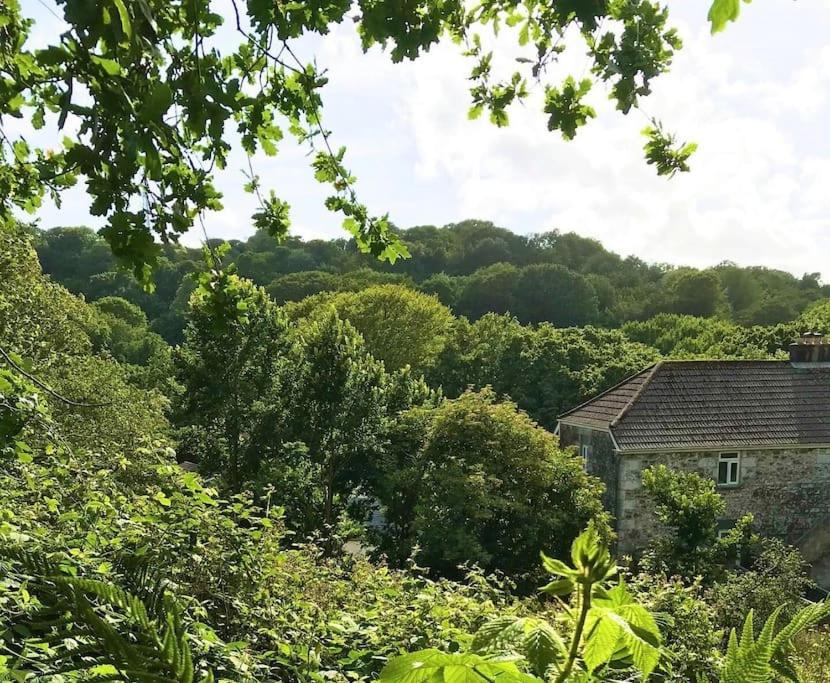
[376,389,608,584]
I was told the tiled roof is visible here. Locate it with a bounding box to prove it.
[559,360,830,451]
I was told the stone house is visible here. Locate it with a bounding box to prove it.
[557,333,830,587]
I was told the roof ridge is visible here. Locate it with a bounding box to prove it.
[658,358,786,364]
[558,362,659,421]
[610,361,662,430]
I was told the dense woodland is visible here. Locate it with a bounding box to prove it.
[3,0,830,679]
[33,221,830,346]
[3,218,830,682]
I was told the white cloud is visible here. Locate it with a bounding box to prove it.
[23,0,830,278]
[386,10,830,276]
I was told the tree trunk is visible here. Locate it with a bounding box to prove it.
[322,457,335,554]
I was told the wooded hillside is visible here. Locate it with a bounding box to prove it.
[33,220,830,345]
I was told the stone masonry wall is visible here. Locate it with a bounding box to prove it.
[559,423,619,520]
[616,447,830,555]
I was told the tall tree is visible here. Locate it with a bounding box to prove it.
[457,263,521,320]
[378,388,608,581]
[663,269,726,318]
[288,285,454,373]
[175,255,292,490]
[430,316,658,430]
[514,263,599,326]
[283,310,391,532]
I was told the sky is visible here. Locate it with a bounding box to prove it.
[21,0,830,277]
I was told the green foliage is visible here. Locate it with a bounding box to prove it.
[266,269,342,303]
[2,548,222,682]
[641,465,742,581]
[233,545,521,681]
[375,389,608,581]
[0,366,46,459]
[34,224,830,346]
[707,536,815,632]
[642,123,698,177]
[280,310,394,533]
[456,262,521,320]
[0,0,708,281]
[512,264,599,326]
[630,574,724,682]
[383,529,830,683]
[0,222,96,361]
[718,601,830,683]
[708,0,752,34]
[380,649,538,683]
[663,268,727,317]
[544,77,596,140]
[5,220,830,683]
[792,627,830,683]
[621,314,795,359]
[176,276,433,539]
[430,317,659,431]
[175,260,292,490]
[382,527,666,683]
[796,298,830,334]
[89,296,175,389]
[289,285,454,372]
[641,465,816,649]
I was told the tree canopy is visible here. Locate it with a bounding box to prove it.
[33,223,830,346]
[1,0,746,280]
[3,221,830,683]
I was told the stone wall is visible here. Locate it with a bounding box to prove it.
[559,423,619,520]
[616,447,830,556]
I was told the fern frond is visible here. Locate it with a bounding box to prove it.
[1,543,218,683]
[720,602,829,683]
[770,600,830,653]
[57,577,153,623]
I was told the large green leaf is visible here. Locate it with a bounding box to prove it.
[582,611,621,673]
[112,0,132,38]
[141,83,174,121]
[471,616,565,677]
[584,581,662,679]
[522,621,565,676]
[380,650,541,683]
[708,0,749,34]
[90,55,122,76]
[472,616,528,653]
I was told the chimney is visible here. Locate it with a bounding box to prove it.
[789,331,830,363]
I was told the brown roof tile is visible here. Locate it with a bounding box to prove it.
[559,360,830,451]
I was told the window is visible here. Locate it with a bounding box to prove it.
[717,452,740,486]
[717,520,741,567]
[580,442,592,470]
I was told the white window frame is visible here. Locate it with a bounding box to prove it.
[717,452,740,487]
[580,442,592,470]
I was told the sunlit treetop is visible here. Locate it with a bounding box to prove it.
[0,0,742,285]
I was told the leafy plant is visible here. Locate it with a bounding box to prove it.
[381,528,830,683]
[381,526,664,683]
[374,389,608,581]
[1,547,223,682]
[380,650,538,683]
[718,601,830,682]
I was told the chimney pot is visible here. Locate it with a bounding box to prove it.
[789,331,830,363]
